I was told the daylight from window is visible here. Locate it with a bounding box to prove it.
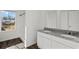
[0,11,16,31]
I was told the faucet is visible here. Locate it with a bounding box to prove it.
[67,32,78,36]
[67,32,72,35]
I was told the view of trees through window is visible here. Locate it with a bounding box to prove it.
[0,11,16,31]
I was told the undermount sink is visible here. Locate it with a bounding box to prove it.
[61,34,77,39]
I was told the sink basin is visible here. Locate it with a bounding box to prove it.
[61,34,79,42]
[61,34,77,39]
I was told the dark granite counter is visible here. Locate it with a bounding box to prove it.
[38,30,79,43]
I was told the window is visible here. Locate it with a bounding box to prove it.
[0,11,16,32]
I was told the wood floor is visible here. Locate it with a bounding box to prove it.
[27,43,40,49]
[0,37,23,49]
[0,38,40,49]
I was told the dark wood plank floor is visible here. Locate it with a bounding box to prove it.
[27,43,40,49]
[0,37,23,49]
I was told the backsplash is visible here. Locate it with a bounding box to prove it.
[44,27,79,36]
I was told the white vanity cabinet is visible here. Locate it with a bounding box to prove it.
[51,36,71,49]
[37,32,72,49]
[37,32,51,49]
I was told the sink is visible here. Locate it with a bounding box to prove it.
[61,34,79,42]
[61,34,77,39]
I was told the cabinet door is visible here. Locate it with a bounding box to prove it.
[51,35,71,49]
[69,11,79,31]
[42,37,51,49]
[37,34,51,49]
[60,11,69,30]
[51,39,71,49]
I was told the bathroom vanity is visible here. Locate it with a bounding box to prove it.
[37,29,79,49]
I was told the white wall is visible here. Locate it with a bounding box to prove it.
[25,10,46,47]
[0,10,25,42]
[46,10,57,28]
[56,11,61,29]
[45,10,79,31]
[45,10,64,29]
[25,10,63,47]
[60,11,69,30]
[26,10,74,47]
[16,10,25,42]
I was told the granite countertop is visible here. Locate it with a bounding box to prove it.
[38,30,79,43]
